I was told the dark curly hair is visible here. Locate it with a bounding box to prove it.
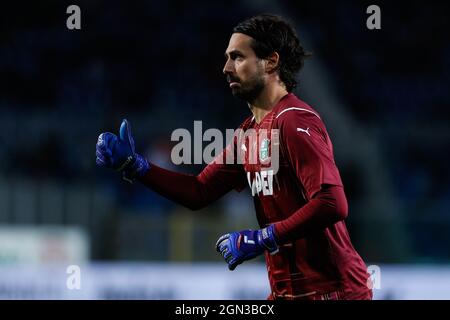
[233,14,311,92]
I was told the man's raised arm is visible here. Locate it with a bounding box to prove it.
[96,119,247,210]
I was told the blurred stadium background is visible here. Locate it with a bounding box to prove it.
[0,0,449,299]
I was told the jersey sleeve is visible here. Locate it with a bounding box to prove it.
[277,110,343,200]
[139,134,247,210]
[198,134,248,192]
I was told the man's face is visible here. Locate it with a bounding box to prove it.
[223,33,265,102]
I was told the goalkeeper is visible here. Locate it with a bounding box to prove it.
[96,14,372,300]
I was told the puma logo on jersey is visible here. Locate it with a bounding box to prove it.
[247,170,274,196]
[297,127,310,136]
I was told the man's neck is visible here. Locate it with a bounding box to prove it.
[248,85,289,124]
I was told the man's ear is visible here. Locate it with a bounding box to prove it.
[265,52,280,73]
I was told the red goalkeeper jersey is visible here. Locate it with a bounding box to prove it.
[198,93,371,299]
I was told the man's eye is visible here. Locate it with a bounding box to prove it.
[230,54,243,60]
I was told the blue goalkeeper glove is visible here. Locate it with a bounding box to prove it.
[216,224,279,271]
[96,119,149,183]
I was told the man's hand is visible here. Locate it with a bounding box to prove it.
[96,119,150,183]
[216,224,279,270]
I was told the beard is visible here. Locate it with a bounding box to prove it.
[230,72,265,103]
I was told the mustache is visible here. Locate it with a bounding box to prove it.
[227,75,240,83]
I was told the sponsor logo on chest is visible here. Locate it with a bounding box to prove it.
[247,169,274,196]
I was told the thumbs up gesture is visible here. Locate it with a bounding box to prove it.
[96,119,149,183]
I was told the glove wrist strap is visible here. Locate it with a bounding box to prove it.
[122,153,150,183]
[258,225,279,255]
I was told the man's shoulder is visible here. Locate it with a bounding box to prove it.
[275,94,322,124]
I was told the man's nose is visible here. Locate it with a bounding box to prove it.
[223,59,233,75]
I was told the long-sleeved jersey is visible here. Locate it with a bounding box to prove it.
[140,93,371,299]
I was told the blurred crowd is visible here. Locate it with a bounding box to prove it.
[0,1,448,262]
